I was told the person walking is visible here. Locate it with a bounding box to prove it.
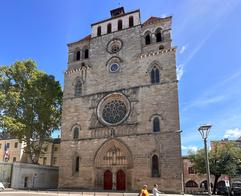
[152,184,162,196]
[139,184,149,196]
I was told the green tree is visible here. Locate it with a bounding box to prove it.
[189,142,241,194]
[0,60,62,163]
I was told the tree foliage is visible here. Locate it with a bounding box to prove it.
[0,60,62,163]
[189,142,241,194]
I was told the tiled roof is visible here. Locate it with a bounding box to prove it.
[68,34,91,46]
[143,16,162,25]
[80,34,91,41]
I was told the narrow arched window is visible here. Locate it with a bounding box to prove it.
[129,16,134,27]
[107,23,112,33]
[73,127,79,139]
[151,66,160,84]
[118,20,122,30]
[97,26,101,36]
[145,34,151,45]
[156,29,162,42]
[76,51,81,61]
[152,155,160,177]
[159,45,164,50]
[75,80,82,97]
[153,117,160,132]
[84,49,89,59]
[75,156,79,172]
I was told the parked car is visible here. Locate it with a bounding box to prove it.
[231,181,241,196]
[0,182,5,191]
[216,186,229,195]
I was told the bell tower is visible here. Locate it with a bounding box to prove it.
[60,7,182,193]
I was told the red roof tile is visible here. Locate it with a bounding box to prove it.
[79,34,91,42]
[143,16,162,25]
[68,34,91,46]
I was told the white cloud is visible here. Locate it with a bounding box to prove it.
[224,128,241,139]
[160,14,167,18]
[176,64,184,80]
[179,45,187,54]
[176,0,241,66]
[194,95,226,107]
[182,145,198,153]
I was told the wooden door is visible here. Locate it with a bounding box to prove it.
[116,169,125,190]
[104,170,112,190]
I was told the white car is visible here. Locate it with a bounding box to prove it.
[0,182,5,191]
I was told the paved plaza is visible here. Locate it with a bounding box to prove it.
[0,190,204,196]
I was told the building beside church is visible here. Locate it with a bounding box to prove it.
[59,7,182,192]
[0,136,60,166]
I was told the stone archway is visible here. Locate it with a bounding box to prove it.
[94,138,133,190]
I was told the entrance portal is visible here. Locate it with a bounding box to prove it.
[104,170,112,190]
[116,170,125,190]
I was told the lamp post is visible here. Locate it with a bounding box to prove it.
[198,124,212,196]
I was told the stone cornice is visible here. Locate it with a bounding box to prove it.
[140,47,176,59]
[63,80,178,101]
[61,130,176,142]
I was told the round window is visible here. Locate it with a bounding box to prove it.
[107,38,123,54]
[97,93,131,126]
[102,100,127,124]
[111,44,120,53]
[109,63,120,73]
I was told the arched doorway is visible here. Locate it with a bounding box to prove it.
[94,139,133,190]
[116,170,125,190]
[104,170,112,190]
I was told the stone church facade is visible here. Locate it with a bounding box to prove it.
[59,7,182,193]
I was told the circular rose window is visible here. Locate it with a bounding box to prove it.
[107,38,123,54]
[109,63,120,73]
[97,93,130,126]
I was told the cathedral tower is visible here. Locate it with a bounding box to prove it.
[59,7,182,193]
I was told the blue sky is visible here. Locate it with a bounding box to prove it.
[1,0,241,155]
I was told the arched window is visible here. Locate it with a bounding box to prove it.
[75,80,82,97]
[156,29,162,42]
[84,49,89,59]
[75,156,79,172]
[118,20,122,30]
[145,34,151,45]
[159,45,164,50]
[129,16,134,27]
[81,62,86,68]
[152,155,160,177]
[200,180,213,190]
[151,66,160,84]
[97,26,101,36]
[107,23,112,34]
[153,117,160,132]
[73,127,79,139]
[76,50,81,61]
[186,180,198,187]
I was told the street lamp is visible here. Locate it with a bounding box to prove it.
[198,124,212,196]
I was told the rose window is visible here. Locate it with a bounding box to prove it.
[107,38,122,54]
[109,63,120,72]
[111,44,120,53]
[97,93,130,126]
[102,100,127,124]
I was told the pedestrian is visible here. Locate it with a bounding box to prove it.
[139,184,149,196]
[152,184,162,196]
